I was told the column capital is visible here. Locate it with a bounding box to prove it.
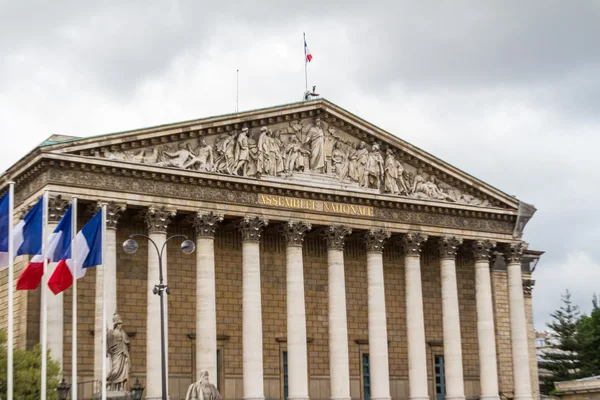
[364,229,391,253]
[523,278,535,297]
[144,206,176,234]
[437,236,463,259]
[281,220,312,247]
[503,241,528,264]
[193,210,224,238]
[48,194,70,223]
[238,216,268,242]
[94,201,127,230]
[322,225,352,251]
[401,232,428,257]
[472,239,497,262]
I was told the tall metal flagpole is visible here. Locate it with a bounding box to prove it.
[236,69,239,112]
[41,191,49,400]
[7,182,15,400]
[71,197,78,400]
[101,204,108,400]
[304,32,308,93]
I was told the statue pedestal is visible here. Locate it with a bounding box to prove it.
[92,391,132,400]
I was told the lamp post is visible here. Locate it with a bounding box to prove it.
[123,234,195,400]
[56,378,71,400]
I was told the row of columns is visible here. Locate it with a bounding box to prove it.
[44,200,533,400]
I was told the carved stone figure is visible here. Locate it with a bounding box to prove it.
[283,136,307,173]
[106,313,130,391]
[361,144,384,190]
[269,130,284,176]
[215,132,237,174]
[383,149,399,194]
[184,138,214,172]
[304,117,326,173]
[185,370,222,400]
[156,143,196,169]
[332,142,349,180]
[233,127,251,176]
[396,160,410,195]
[256,126,270,176]
[349,141,368,182]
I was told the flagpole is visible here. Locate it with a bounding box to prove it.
[41,191,49,400]
[101,204,108,400]
[304,32,308,93]
[71,197,78,400]
[7,182,15,400]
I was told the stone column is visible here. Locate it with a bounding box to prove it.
[192,210,223,383]
[282,221,312,400]
[438,236,465,400]
[47,195,69,370]
[144,206,176,400]
[401,232,429,400]
[472,240,500,400]
[364,229,391,400]
[504,242,533,400]
[238,216,268,400]
[94,202,126,383]
[322,226,353,400]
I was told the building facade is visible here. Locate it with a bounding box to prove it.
[0,99,542,400]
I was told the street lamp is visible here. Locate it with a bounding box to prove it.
[56,378,71,400]
[130,377,145,400]
[123,234,195,400]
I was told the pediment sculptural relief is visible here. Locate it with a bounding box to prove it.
[100,117,490,207]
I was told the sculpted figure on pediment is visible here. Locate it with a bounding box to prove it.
[349,141,369,182]
[384,149,400,194]
[184,138,214,172]
[214,132,237,174]
[332,142,350,180]
[155,142,196,169]
[283,136,308,173]
[104,149,145,163]
[304,117,326,173]
[233,126,251,176]
[361,144,384,190]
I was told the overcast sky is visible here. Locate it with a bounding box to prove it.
[1,1,598,329]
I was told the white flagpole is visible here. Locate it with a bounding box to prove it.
[304,32,308,93]
[7,182,15,400]
[41,191,49,400]
[101,204,108,400]
[71,197,78,400]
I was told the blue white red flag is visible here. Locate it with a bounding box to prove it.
[0,193,9,268]
[15,198,46,290]
[305,39,312,63]
[48,209,103,295]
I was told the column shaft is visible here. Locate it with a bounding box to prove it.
[475,259,500,400]
[287,245,309,400]
[196,237,217,381]
[328,248,350,400]
[405,255,429,400]
[242,240,265,400]
[441,257,465,400]
[506,242,533,400]
[146,231,167,399]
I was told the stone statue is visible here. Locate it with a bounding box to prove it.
[184,138,214,172]
[283,136,308,173]
[396,159,410,195]
[185,370,222,400]
[156,143,196,169]
[361,144,384,190]
[214,132,237,174]
[256,126,270,176]
[304,117,326,173]
[106,313,131,391]
[383,149,399,194]
[269,130,284,176]
[332,142,349,180]
[233,127,251,176]
[349,141,368,182]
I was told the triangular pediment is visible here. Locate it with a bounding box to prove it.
[44,99,520,210]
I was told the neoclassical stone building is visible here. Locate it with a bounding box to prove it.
[0,99,542,400]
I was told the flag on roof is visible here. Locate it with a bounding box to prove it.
[304,38,312,63]
[48,209,103,295]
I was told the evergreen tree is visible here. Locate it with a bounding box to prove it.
[577,294,600,377]
[538,290,583,395]
[0,329,61,399]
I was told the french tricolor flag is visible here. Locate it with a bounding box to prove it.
[305,38,312,63]
[0,192,10,268]
[48,209,103,295]
[14,198,47,290]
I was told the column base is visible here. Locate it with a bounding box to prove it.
[445,397,466,400]
[371,397,391,400]
[479,396,500,400]
[330,397,351,400]
[287,397,309,400]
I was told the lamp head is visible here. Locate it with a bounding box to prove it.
[130,377,145,400]
[56,378,71,400]
[181,239,195,255]
[123,238,139,254]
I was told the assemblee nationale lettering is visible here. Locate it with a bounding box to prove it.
[258,194,374,217]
